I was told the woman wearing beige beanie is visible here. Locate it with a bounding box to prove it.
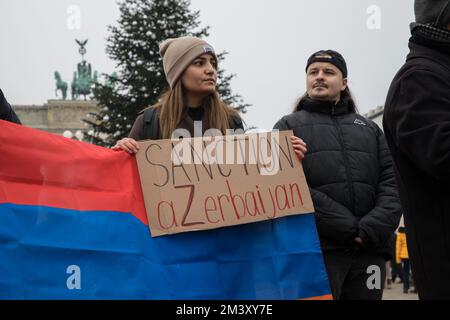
[113,36,244,153]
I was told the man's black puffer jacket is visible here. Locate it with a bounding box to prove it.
[274,98,401,254]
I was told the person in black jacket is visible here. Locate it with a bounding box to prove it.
[113,36,243,153]
[383,0,450,300]
[0,88,21,124]
[274,50,401,300]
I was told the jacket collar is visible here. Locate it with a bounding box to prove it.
[177,107,211,137]
[408,40,450,72]
[302,97,351,116]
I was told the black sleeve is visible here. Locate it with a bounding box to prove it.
[0,89,21,125]
[387,70,450,182]
[273,117,289,131]
[358,126,402,249]
[310,188,359,245]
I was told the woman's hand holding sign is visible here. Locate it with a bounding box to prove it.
[113,138,140,154]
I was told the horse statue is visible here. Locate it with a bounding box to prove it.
[71,60,96,100]
[62,39,100,100]
[54,71,68,100]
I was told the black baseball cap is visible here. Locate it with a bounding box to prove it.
[306,50,348,78]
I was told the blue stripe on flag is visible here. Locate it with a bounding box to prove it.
[0,203,330,299]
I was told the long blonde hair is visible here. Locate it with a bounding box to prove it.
[152,81,241,139]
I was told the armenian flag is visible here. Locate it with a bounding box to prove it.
[0,120,331,300]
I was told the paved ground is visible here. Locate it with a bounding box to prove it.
[382,281,419,300]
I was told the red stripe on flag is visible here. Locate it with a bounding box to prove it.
[0,120,148,225]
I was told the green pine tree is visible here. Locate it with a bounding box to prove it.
[85,0,249,147]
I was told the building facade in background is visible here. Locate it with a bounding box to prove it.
[13,100,99,141]
[364,105,384,128]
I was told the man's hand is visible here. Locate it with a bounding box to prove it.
[291,136,307,161]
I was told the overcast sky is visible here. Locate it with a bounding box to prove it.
[0,0,415,130]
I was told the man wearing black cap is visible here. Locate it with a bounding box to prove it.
[0,88,21,124]
[383,0,450,299]
[274,50,401,300]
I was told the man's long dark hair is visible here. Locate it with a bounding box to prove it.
[293,86,359,114]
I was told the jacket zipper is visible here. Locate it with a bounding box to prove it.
[332,114,356,215]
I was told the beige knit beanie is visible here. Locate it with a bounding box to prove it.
[159,36,217,89]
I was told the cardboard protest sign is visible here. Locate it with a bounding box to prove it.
[136,130,314,237]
